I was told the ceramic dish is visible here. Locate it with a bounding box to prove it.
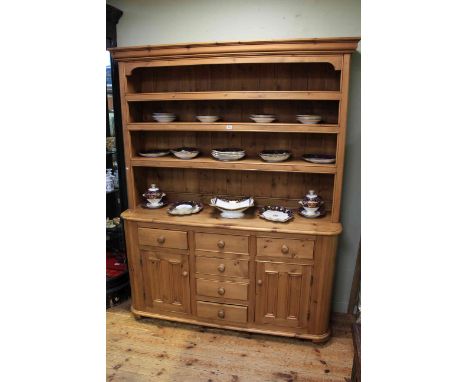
[259,206,294,223]
[298,206,326,219]
[210,196,254,218]
[196,115,220,123]
[302,154,336,164]
[140,200,167,209]
[142,184,166,206]
[259,150,291,162]
[138,149,171,158]
[152,113,176,123]
[167,201,203,215]
[171,147,200,159]
[250,114,276,123]
[296,114,322,124]
[211,148,246,161]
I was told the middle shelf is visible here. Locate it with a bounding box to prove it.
[131,156,337,174]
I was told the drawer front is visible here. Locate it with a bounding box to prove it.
[197,301,247,323]
[195,232,249,254]
[257,237,314,260]
[196,278,249,301]
[138,228,188,250]
[195,256,249,278]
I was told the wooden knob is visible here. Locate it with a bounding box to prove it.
[257,280,263,286]
[217,309,225,319]
[217,264,225,273]
[182,271,188,277]
[157,236,165,244]
[217,240,225,249]
[281,244,289,254]
[217,287,225,296]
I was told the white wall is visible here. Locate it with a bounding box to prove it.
[108,0,361,313]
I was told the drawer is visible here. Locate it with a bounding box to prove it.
[196,256,249,278]
[197,301,247,323]
[196,278,249,301]
[195,232,249,254]
[257,237,314,260]
[138,228,188,250]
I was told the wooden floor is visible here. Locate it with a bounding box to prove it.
[107,300,354,382]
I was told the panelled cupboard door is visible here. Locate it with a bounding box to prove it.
[255,261,312,328]
[141,250,191,314]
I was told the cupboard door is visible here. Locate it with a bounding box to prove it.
[255,261,312,328]
[141,251,191,314]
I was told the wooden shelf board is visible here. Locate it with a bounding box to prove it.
[127,122,339,134]
[121,207,341,236]
[125,91,341,102]
[131,156,337,174]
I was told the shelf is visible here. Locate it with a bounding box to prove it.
[131,156,336,174]
[127,122,339,134]
[121,207,341,236]
[125,91,341,102]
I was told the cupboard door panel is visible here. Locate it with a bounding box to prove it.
[141,251,191,314]
[255,261,312,328]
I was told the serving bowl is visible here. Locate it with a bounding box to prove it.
[259,150,291,162]
[210,196,254,218]
[296,114,322,124]
[196,115,220,123]
[167,201,203,216]
[138,149,171,158]
[211,148,245,161]
[259,206,293,223]
[152,113,176,123]
[250,114,276,123]
[171,147,200,159]
[302,153,336,164]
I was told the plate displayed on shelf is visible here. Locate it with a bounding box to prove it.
[140,200,167,209]
[259,206,294,223]
[167,201,203,215]
[211,148,245,161]
[152,113,176,123]
[259,150,291,162]
[171,147,200,159]
[296,114,322,124]
[138,149,171,158]
[250,114,276,123]
[302,154,336,164]
[210,196,254,218]
[298,207,326,219]
[196,115,220,123]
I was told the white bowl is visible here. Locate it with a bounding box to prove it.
[296,115,321,124]
[250,115,276,123]
[210,196,254,218]
[196,115,220,123]
[152,115,176,123]
[171,148,200,159]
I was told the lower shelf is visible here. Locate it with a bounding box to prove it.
[121,206,341,236]
[131,306,331,343]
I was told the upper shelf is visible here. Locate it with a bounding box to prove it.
[127,122,340,134]
[131,156,337,174]
[125,91,342,102]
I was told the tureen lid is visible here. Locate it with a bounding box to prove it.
[148,184,159,192]
[306,189,318,199]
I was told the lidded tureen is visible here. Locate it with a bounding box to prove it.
[298,189,324,217]
[142,184,166,207]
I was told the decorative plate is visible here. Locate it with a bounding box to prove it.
[302,154,336,164]
[196,116,220,123]
[167,201,203,215]
[140,200,167,209]
[259,206,294,223]
[298,207,326,219]
[171,147,200,159]
[139,149,171,158]
[250,114,276,123]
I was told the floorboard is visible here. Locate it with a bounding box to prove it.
[107,300,353,382]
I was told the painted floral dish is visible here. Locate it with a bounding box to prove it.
[210,196,254,218]
[138,149,171,158]
[211,148,245,161]
[171,147,200,159]
[302,154,336,164]
[167,201,203,216]
[298,206,326,219]
[259,150,291,162]
[259,206,294,223]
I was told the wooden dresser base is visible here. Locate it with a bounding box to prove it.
[131,306,331,343]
